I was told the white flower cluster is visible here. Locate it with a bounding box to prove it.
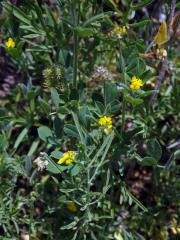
[34,152,48,171]
[92,66,113,82]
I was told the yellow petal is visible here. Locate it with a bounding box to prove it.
[65,159,73,165]
[155,21,168,45]
[57,156,65,164]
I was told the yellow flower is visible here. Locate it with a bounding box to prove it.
[98,116,113,133]
[130,76,143,91]
[5,37,15,48]
[57,151,76,165]
[113,24,127,39]
[67,202,77,213]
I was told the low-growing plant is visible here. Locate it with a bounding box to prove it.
[0,0,179,239]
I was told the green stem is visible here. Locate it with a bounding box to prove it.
[71,0,79,88]
[73,30,78,88]
[104,80,106,106]
[121,97,126,138]
[120,72,126,140]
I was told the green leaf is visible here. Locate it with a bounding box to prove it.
[58,106,69,114]
[71,165,80,176]
[27,140,39,156]
[94,101,105,114]
[23,33,41,39]
[14,128,28,149]
[38,126,52,141]
[125,95,144,106]
[72,113,85,144]
[140,157,157,166]
[26,46,50,52]
[58,49,69,66]
[43,4,57,27]
[147,139,162,161]
[6,48,19,59]
[51,87,60,108]
[47,158,61,174]
[25,156,32,174]
[109,100,121,113]
[127,190,148,212]
[50,149,63,159]
[83,11,114,27]
[165,150,180,170]
[104,82,118,106]
[139,90,158,98]
[118,50,126,73]
[89,131,114,183]
[140,69,153,81]
[78,106,90,129]
[2,2,32,25]
[125,127,143,141]
[64,124,79,139]
[0,135,8,151]
[39,97,51,113]
[45,154,68,174]
[76,27,93,37]
[53,117,63,137]
[135,59,146,76]
[131,0,154,10]
[60,220,78,230]
[129,20,151,27]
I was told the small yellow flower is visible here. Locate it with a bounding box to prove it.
[57,151,76,165]
[98,116,113,133]
[170,218,180,235]
[67,202,77,213]
[113,24,127,39]
[156,48,167,60]
[5,37,15,48]
[130,76,143,91]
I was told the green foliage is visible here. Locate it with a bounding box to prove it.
[0,0,179,239]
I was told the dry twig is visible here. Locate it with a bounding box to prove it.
[149,0,176,106]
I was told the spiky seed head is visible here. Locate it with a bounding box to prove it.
[43,64,65,90]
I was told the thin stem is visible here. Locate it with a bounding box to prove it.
[86,166,91,221]
[71,0,79,88]
[120,72,126,140]
[73,31,78,88]
[121,96,126,138]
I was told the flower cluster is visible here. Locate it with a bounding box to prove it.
[170,218,180,235]
[67,202,77,213]
[57,151,76,165]
[43,64,65,90]
[113,24,127,39]
[92,66,113,82]
[156,48,167,61]
[5,38,15,48]
[129,76,143,91]
[34,152,48,171]
[98,116,113,133]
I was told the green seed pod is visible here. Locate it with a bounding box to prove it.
[43,64,65,90]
